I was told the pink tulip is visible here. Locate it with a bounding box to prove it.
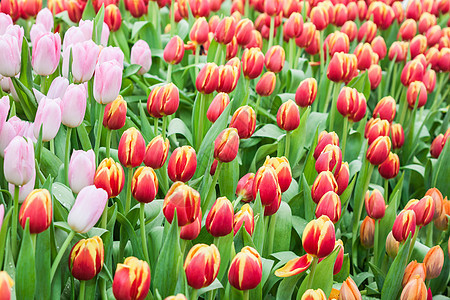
[36,8,53,31]
[0,76,11,92]
[93,60,122,104]
[98,46,124,69]
[68,150,96,194]
[47,76,69,100]
[30,23,47,45]
[0,96,10,132]
[3,136,35,186]
[62,27,89,51]
[0,13,13,34]
[67,185,108,233]
[60,83,87,127]
[0,204,4,230]
[32,32,61,76]
[33,97,61,142]
[131,40,152,75]
[4,25,23,49]
[0,121,16,156]
[0,34,20,77]
[8,116,34,139]
[79,20,110,46]
[63,40,100,83]
[8,172,35,203]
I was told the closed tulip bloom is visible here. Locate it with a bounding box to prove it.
[354,43,374,71]
[315,144,342,176]
[60,83,87,128]
[341,21,357,42]
[400,275,427,300]
[93,60,122,105]
[422,69,436,93]
[403,261,427,287]
[217,64,239,93]
[163,181,201,227]
[196,63,219,94]
[388,41,408,62]
[392,210,416,242]
[207,93,229,123]
[69,236,104,281]
[324,32,350,57]
[331,239,344,275]
[339,277,362,300]
[253,165,281,206]
[367,64,381,90]
[184,244,220,289]
[68,150,96,194]
[409,35,427,58]
[236,173,255,202]
[386,231,400,258]
[284,13,303,40]
[371,36,386,59]
[64,40,100,83]
[33,97,61,142]
[425,188,444,220]
[0,271,13,300]
[235,18,253,46]
[390,123,404,149]
[430,134,444,158]
[104,4,121,32]
[265,46,285,73]
[165,294,187,300]
[19,189,52,234]
[378,152,400,179]
[206,197,233,237]
[147,83,180,118]
[32,32,61,76]
[357,20,377,43]
[98,47,124,69]
[233,204,254,235]
[438,48,450,72]
[245,29,263,49]
[333,3,348,26]
[130,40,151,75]
[0,34,20,77]
[264,156,292,193]
[315,191,341,223]
[144,135,169,169]
[190,17,209,45]
[314,131,339,160]
[242,48,265,79]
[304,31,320,55]
[65,0,85,23]
[113,257,151,300]
[406,81,427,109]
[94,158,125,198]
[214,16,236,44]
[3,136,34,186]
[131,167,158,203]
[335,162,349,195]
[423,246,444,279]
[365,189,385,219]
[295,22,316,48]
[327,52,358,83]
[301,289,327,300]
[118,127,146,168]
[366,136,391,165]
[303,215,335,258]
[255,72,276,97]
[311,171,338,204]
[367,2,395,29]
[103,95,127,130]
[310,6,329,31]
[167,146,197,182]
[214,128,239,162]
[365,118,390,145]
[8,172,35,204]
[180,212,202,240]
[398,19,417,41]
[360,216,375,248]
[0,13,13,34]
[228,246,262,290]
[409,196,435,227]
[163,36,184,65]
[373,96,396,122]
[295,78,317,107]
[401,60,424,87]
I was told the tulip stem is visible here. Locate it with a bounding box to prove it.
[140,203,150,262]
[167,64,173,83]
[242,78,251,106]
[65,127,72,186]
[285,131,291,161]
[244,0,249,17]
[204,162,222,212]
[306,256,319,290]
[289,39,296,68]
[154,118,159,136]
[190,288,198,300]
[162,116,168,139]
[268,16,275,50]
[398,91,408,126]
[79,280,85,300]
[341,117,349,159]
[254,95,262,116]
[125,167,134,214]
[328,82,341,132]
[425,223,433,247]
[243,290,249,300]
[319,30,325,79]
[383,179,389,202]
[169,0,176,36]
[94,104,104,166]
[431,73,446,110]
[265,214,277,257]
[50,230,76,281]
[11,185,19,259]
[373,219,380,265]
[105,129,112,158]
[407,226,419,262]
[196,93,206,150]
[101,200,108,229]
[41,76,47,94]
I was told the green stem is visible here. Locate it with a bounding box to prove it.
[105,129,112,158]
[194,48,200,78]
[169,0,175,36]
[125,167,134,213]
[373,219,380,265]
[319,30,324,80]
[285,131,291,160]
[254,95,262,116]
[425,224,433,247]
[94,104,104,166]
[79,280,86,300]
[161,116,168,139]
[266,214,277,256]
[268,16,275,50]
[294,47,302,69]
[140,203,150,262]
[196,93,206,150]
[11,185,19,259]
[243,290,249,300]
[100,198,109,229]
[306,257,319,290]
[154,117,159,136]
[203,162,223,212]
[391,64,398,97]
[398,91,408,126]
[50,231,76,281]
[50,139,55,154]
[167,63,173,83]
[41,75,47,94]
[329,82,341,132]
[242,78,250,106]
[190,288,198,300]
[431,73,447,110]
[384,179,389,202]
[232,195,243,209]
[288,38,295,68]
[64,127,72,185]
[407,226,419,262]
[244,0,249,18]
[341,117,349,159]
[130,75,150,94]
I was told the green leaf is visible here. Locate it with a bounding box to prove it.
[301,175,315,222]
[249,143,278,173]
[272,202,292,253]
[16,220,36,300]
[288,107,311,165]
[19,37,33,90]
[433,140,450,196]
[81,0,96,20]
[0,207,12,269]
[168,118,193,146]
[77,122,93,150]
[252,124,285,140]
[302,127,319,185]
[218,158,239,200]
[52,182,75,211]
[216,231,234,284]
[276,274,303,300]
[111,28,130,61]
[92,5,105,44]
[35,228,51,300]
[116,212,145,259]
[123,64,142,78]
[198,278,223,296]
[252,194,265,255]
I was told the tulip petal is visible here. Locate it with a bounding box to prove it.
[275,254,313,277]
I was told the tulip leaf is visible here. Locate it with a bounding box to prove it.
[433,140,450,196]
[77,123,93,151]
[216,231,234,284]
[35,228,51,300]
[81,0,96,20]
[252,124,285,140]
[52,182,75,211]
[380,235,412,300]
[92,5,105,45]
[430,237,450,295]
[252,193,265,254]
[249,143,278,173]
[116,212,144,259]
[301,127,319,185]
[301,175,315,222]
[218,158,239,200]
[168,118,193,146]
[111,28,130,62]
[272,202,292,253]
[16,220,36,300]
[296,248,339,298]
[198,278,223,296]
[0,206,12,269]
[288,107,311,165]
[334,253,350,283]
[40,147,63,178]
[19,37,33,91]
[276,274,303,300]
[123,64,142,78]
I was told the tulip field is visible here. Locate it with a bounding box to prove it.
[0,0,449,299]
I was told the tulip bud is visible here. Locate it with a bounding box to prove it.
[311,171,338,204]
[304,31,320,55]
[228,246,262,290]
[401,60,424,86]
[438,48,450,72]
[3,136,35,187]
[0,34,21,77]
[184,244,220,289]
[366,136,391,165]
[69,236,104,281]
[214,128,239,162]
[371,36,386,60]
[403,261,427,287]
[60,83,87,128]
[401,275,427,300]
[422,246,444,280]
[314,131,339,160]
[206,94,230,124]
[315,191,341,223]
[167,146,197,182]
[196,63,219,94]
[264,156,292,193]
[104,4,121,32]
[398,19,417,41]
[205,197,233,237]
[340,277,362,300]
[331,239,344,275]
[360,216,375,248]
[422,69,436,93]
[409,35,427,58]
[164,36,185,65]
[93,60,122,105]
[392,210,416,242]
[19,189,52,234]
[67,149,95,194]
[295,78,317,108]
[113,257,151,300]
[324,32,350,58]
[341,21,357,42]
[131,166,158,204]
[284,12,303,40]
[213,17,236,45]
[217,64,239,94]
[265,45,285,73]
[180,211,202,240]
[235,18,254,46]
[365,189,385,220]
[430,134,444,158]
[367,2,395,30]
[315,144,342,176]
[295,22,316,48]
[365,118,390,145]
[310,6,329,31]
[378,152,400,180]
[408,196,435,227]
[425,188,444,220]
[143,135,169,170]
[335,162,349,195]
[130,40,151,75]
[242,48,265,79]
[94,158,125,198]
[32,32,61,76]
[357,20,377,43]
[406,81,427,109]
[277,100,300,132]
[301,289,327,300]
[103,95,127,130]
[303,215,335,258]
[163,182,201,227]
[255,72,276,97]
[236,173,255,202]
[147,84,180,118]
[373,96,396,122]
[165,294,187,300]
[118,127,146,168]
[252,165,281,206]
[389,123,404,149]
[385,231,400,258]
[327,52,358,83]
[33,97,61,142]
[367,64,382,90]
[336,87,361,120]
[0,271,13,299]
[354,43,374,71]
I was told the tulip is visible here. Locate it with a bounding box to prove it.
[165,295,187,300]
[277,100,300,132]
[331,239,344,275]
[63,40,100,83]
[245,29,263,49]
[214,16,236,44]
[366,136,391,165]
[94,158,125,198]
[1,0,19,22]
[386,231,400,258]
[327,52,358,83]
[228,246,262,290]
[0,34,20,77]
[163,36,185,65]
[336,87,359,119]
[357,20,377,43]
[365,189,385,220]
[310,6,329,31]
[0,13,13,34]
[180,212,202,240]
[195,63,219,94]
[163,181,201,227]
[402,261,427,287]
[130,40,151,75]
[284,12,303,40]
[335,162,349,195]
[205,197,233,237]
[214,128,239,163]
[388,41,408,63]
[406,81,427,109]
[233,204,254,236]
[304,31,320,56]
[236,173,255,203]
[147,83,180,118]
[60,83,87,128]
[314,131,339,160]
[315,191,341,223]
[32,32,61,76]
[189,17,209,45]
[217,64,239,93]
[124,0,147,18]
[324,32,350,58]
[373,96,396,122]
[367,2,395,29]
[65,0,85,23]
[378,152,400,180]
[68,185,108,233]
[3,136,34,186]
[423,246,444,280]
[371,36,386,59]
[400,275,427,300]
[365,118,390,145]
[131,166,158,204]
[360,216,375,248]
[252,165,281,206]
[143,135,169,169]
[315,144,342,176]
[118,127,146,168]
[303,215,335,258]
[390,124,404,149]
[241,48,264,79]
[103,95,127,130]
[274,253,313,278]
[295,22,316,48]
[18,189,52,234]
[409,196,435,227]
[93,60,122,105]
[7,171,35,204]
[265,45,285,73]
[418,13,436,34]
[207,93,229,123]
[184,244,220,289]
[422,69,436,93]
[255,72,276,97]
[311,171,338,204]
[354,43,374,71]
[113,257,151,300]
[235,18,253,46]
[264,156,292,193]
[340,277,362,300]
[392,210,416,242]
[68,150,95,194]
[425,188,444,220]
[104,4,121,32]
[430,134,444,158]
[341,21,357,42]
[398,19,417,41]
[438,48,450,72]
[69,236,104,281]
[409,35,427,58]
[167,146,197,182]
[0,271,13,299]
[367,64,382,90]
[295,78,317,108]
[400,60,424,87]
[33,97,61,142]
[301,289,327,300]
